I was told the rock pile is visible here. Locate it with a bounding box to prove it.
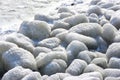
[1,0,120,80]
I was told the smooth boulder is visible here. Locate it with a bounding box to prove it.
[69,23,102,38]
[102,23,117,43]
[21,72,41,80]
[37,37,61,49]
[36,51,67,68]
[42,59,67,75]
[19,20,51,40]
[34,14,59,23]
[52,21,70,30]
[65,32,98,49]
[110,11,120,29]
[62,14,89,27]
[108,57,120,69]
[1,66,33,80]
[2,47,37,70]
[5,33,35,53]
[106,43,120,60]
[66,59,87,75]
[33,47,51,57]
[87,5,102,16]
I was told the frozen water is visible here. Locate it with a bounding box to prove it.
[0,0,119,34]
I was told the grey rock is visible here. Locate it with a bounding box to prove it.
[62,14,89,27]
[103,69,120,78]
[108,57,120,69]
[66,59,87,76]
[106,43,120,60]
[5,33,35,53]
[84,64,103,73]
[105,77,120,80]
[37,37,61,49]
[65,32,98,49]
[58,7,72,13]
[21,72,41,80]
[1,66,33,80]
[52,21,70,30]
[50,28,67,37]
[34,14,59,23]
[33,47,52,57]
[110,11,120,29]
[109,5,120,11]
[77,51,92,64]
[91,58,107,68]
[102,23,117,43]
[42,59,67,75]
[2,47,37,70]
[100,2,114,9]
[90,0,101,5]
[19,20,51,40]
[69,23,102,38]
[59,12,73,19]
[36,51,67,68]
[46,73,70,80]
[87,5,103,16]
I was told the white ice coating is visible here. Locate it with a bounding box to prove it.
[0,0,119,33]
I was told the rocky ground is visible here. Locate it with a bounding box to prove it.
[1,0,120,80]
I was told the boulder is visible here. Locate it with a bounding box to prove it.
[109,5,120,11]
[50,28,67,37]
[5,33,34,53]
[59,12,73,19]
[66,59,87,76]
[52,21,70,30]
[106,43,120,60]
[87,5,103,16]
[46,73,70,80]
[102,23,117,43]
[62,14,89,27]
[90,0,101,5]
[0,41,18,56]
[108,57,120,69]
[91,58,107,68]
[89,13,98,19]
[66,40,88,64]
[34,14,59,23]
[1,66,33,80]
[19,20,51,40]
[100,2,114,9]
[103,69,120,78]
[33,47,51,57]
[63,76,80,80]
[66,40,88,57]
[110,11,120,29]
[77,51,92,64]
[96,36,108,53]
[21,72,41,80]
[2,47,37,70]
[58,7,72,13]
[42,59,67,75]
[37,37,61,49]
[88,17,99,23]
[81,51,97,60]
[0,41,18,75]
[36,51,67,68]
[84,64,103,73]
[104,10,114,20]
[113,35,120,42]
[79,72,103,80]
[65,32,98,49]
[69,23,102,38]
[105,77,120,80]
